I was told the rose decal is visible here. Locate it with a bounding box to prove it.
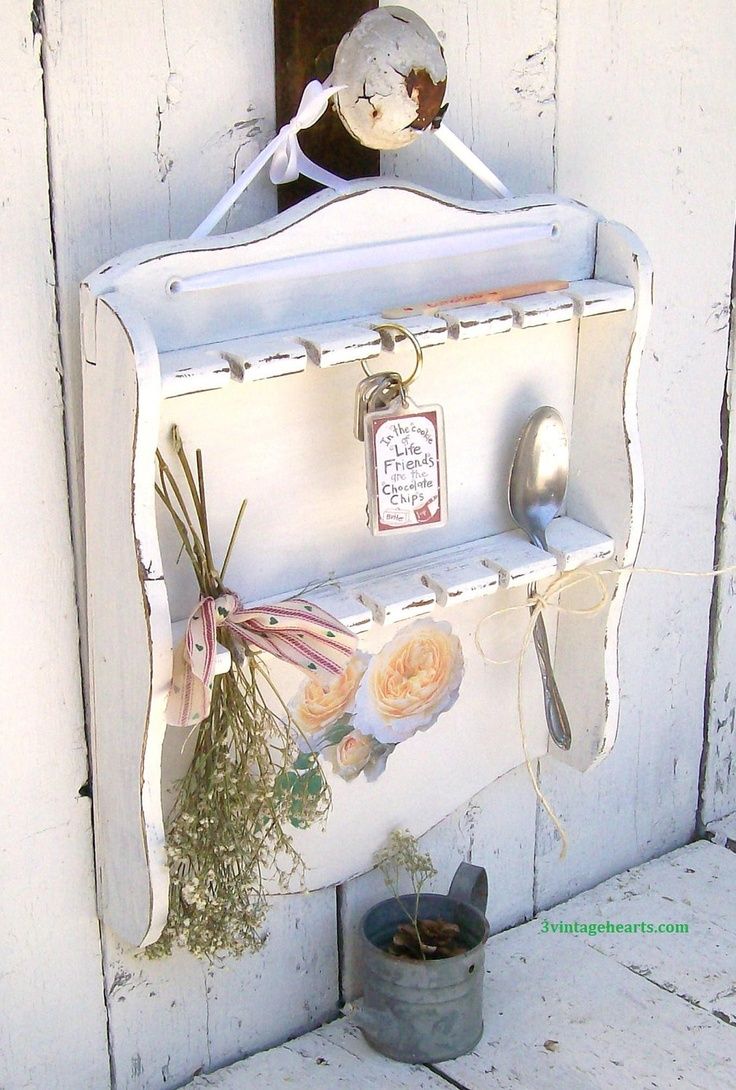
[282,619,464,801]
[324,730,391,782]
[289,651,369,752]
[353,620,464,744]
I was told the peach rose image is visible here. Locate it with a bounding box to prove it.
[324,730,390,782]
[289,651,369,752]
[353,620,464,744]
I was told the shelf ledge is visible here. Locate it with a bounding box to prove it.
[258,517,615,633]
[156,279,636,398]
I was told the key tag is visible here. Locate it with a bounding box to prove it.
[361,324,447,536]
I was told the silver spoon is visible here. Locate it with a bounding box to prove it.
[508,407,572,751]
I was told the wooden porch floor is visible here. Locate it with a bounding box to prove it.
[184,836,736,1089]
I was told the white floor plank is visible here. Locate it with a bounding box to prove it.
[184,1020,450,1089]
[185,841,736,1090]
[437,925,735,1090]
[437,841,736,1088]
[537,840,736,1024]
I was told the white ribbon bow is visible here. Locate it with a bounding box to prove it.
[190,81,348,239]
[269,80,339,184]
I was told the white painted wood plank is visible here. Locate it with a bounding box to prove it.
[421,555,501,606]
[86,295,170,949]
[43,0,279,604]
[437,917,736,1090]
[289,1022,445,1087]
[370,314,448,351]
[705,814,736,850]
[538,841,736,1025]
[104,891,339,1090]
[182,1020,447,1089]
[536,0,736,908]
[157,276,635,398]
[357,575,437,626]
[509,290,575,327]
[380,0,557,198]
[440,301,514,340]
[222,336,308,381]
[279,519,606,626]
[567,278,635,317]
[159,348,233,399]
[159,335,308,397]
[0,5,110,1088]
[43,1,345,1080]
[481,530,558,587]
[87,195,596,354]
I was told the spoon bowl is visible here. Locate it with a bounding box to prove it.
[508,407,569,549]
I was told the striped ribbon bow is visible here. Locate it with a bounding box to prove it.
[167,593,357,728]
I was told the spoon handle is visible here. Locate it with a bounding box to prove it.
[529,603,572,751]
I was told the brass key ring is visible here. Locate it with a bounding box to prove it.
[362,323,424,389]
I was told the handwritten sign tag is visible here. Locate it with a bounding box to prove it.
[364,403,447,535]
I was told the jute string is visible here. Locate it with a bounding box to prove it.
[474,560,736,860]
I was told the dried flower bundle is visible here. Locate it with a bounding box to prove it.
[148,428,330,959]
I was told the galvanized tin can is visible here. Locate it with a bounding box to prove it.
[357,863,489,1064]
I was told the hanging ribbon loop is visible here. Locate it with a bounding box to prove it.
[167,592,357,728]
[190,81,349,239]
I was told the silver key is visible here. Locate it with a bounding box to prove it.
[354,371,402,441]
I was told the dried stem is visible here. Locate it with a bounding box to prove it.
[148,434,330,959]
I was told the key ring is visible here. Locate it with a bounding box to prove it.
[362,323,424,389]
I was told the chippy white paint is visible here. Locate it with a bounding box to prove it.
[181,841,736,1089]
[533,0,736,910]
[3,1,734,1089]
[0,4,110,1089]
[82,183,647,944]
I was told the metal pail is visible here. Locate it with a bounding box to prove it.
[357,862,489,1063]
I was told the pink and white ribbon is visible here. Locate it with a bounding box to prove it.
[167,592,357,728]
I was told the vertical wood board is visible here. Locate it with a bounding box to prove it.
[535,0,736,909]
[0,4,110,1089]
[379,0,557,198]
[39,0,340,1081]
[103,891,338,1090]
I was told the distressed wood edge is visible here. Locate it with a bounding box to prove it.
[90,292,172,947]
[81,186,585,300]
[551,220,653,772]
[703,815,736,851]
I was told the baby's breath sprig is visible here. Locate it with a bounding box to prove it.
[147,430,330,959]
[374,829,437,960]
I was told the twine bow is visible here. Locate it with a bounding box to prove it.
[167,592,357,728]
[476,558,736,859]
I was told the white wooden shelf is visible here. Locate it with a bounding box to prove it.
[82,186,651,947]
[278,517,613,631]
[157,278,635,399]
